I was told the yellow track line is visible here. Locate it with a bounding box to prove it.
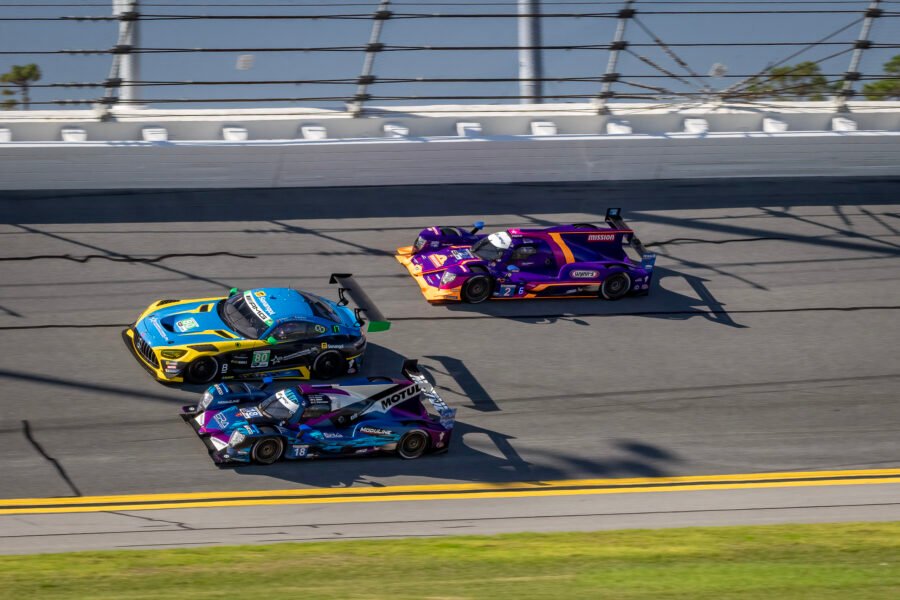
[2,468,899,515]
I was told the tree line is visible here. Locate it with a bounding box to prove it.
[1,55,899,110]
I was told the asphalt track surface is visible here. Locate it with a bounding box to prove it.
[0,177,898,553]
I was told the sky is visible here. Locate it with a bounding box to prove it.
[0,0,897,110]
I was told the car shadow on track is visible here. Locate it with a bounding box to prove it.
[229,423,683,488]
[226,355,683,487]
[437,265,747,329]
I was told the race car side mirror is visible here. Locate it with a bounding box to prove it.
[228,287,239,297]
[265,336,278,345]
[470,220,485,234]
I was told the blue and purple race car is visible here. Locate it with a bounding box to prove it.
[182,360,455,465]
[396,208,656,303]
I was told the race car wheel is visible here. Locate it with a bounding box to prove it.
[397,430,429,460]
[462,275,493,304]
[185,356,220,384]
[601,272,632,301]
[252,437,284,465]
[312,351,347,380]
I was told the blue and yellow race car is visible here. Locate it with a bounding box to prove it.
[124,274,388,384]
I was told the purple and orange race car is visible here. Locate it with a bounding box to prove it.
[396,208,657,303]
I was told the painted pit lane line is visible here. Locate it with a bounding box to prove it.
[2,469,900,515]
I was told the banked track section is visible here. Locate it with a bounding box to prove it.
[0,178,898,551]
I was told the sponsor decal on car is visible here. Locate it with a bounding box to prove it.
[314,324,327,334]
[292,445,309,457]
[359,426,393,436]
[213,413,229,427]
[255,290,266,297]
[429,254,448,268]
[149,316,168,339]
[451,249,474,260]
[239,407,262,419]
[272,348,316,365]
[322,432,344,439]
[251,350,271,368]
[587,234,616,242]
[571,270,600,279]
[497,284,517,297]
[175,317,199,332]
[379,384,420,410]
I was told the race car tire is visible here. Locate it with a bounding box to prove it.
[462,275,493,304]
[251,437,284,465]
[601,272,632,301]
[185,356,220,384]
[312,351,348,380]
[397,430,429,460]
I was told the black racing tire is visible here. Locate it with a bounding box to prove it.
[312,350,348,380]
[397,430,429,460]
[251,437,284,465]
[601,272,632,301]
[461,275,493,304]
[184,356,220,384]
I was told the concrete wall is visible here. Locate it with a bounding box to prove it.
[1,131,898,190]
[1,102,898,190]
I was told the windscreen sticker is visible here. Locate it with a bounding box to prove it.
[175,317,199,332]
[243,291,274,325]
[251,350,271,368]
[255,295,275,315]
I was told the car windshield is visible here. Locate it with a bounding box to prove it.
[299,291,339,323]
[259,389,302,420]
[472,233,510,261]
[219,293,268,339]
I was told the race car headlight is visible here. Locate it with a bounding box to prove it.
[199,390,214,411]
[160,349,187,359]
[229,430,245,446]
[413,235,426,251]
[441,271,457,286]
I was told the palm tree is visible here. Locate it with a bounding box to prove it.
[736,62,837,101]
[1,63,42,110]
[863,54,900,100]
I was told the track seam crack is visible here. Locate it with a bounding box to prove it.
[0,251,256,264]
[21,420,82,497]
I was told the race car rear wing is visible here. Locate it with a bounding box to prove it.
[605,207,657,272]
[403,359,456,429]
[329,273,391,333]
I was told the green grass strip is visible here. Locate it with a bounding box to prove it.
[2,522,899,599]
